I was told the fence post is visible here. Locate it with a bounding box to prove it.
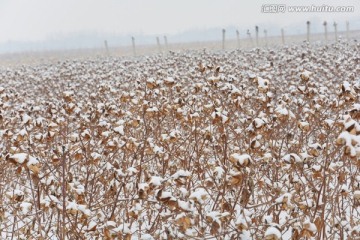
[334,22,338,42]
[281,28,285,45]
[264,29,268,47]
[164,35,168,52]
[131,36,136,56]
[222,29,226,50]
[247,30,253,48]
[306,21,310,42]
[323,21,328,43]
[255,26,259,47]
[156,36,161,53]
[236,30,240,49]
[104,40,109,56]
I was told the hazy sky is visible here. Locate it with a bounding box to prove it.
[0,0,359,43]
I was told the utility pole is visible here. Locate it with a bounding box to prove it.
[156,36,161,53]
[306,21,310,42]
[323,21,328,43]
[334,22,338,42]
[247,29,253,47]
[222,29,226,50]
[255,25,259,47]
[264,29,268,47]
[164,35,168,52]
[131,36,136,56]
[236,30,240,48]
[281,28,285,45]
[104,40,109,56]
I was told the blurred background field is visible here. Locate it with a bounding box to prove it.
[1,29,359,67]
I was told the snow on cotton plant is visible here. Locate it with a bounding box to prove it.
[0,41,360,239]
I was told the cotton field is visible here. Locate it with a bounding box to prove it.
[0,40,360,239]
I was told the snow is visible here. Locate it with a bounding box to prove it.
[116,169,126,177]
[282,153,302,163]
[178,200,194,212]
[312,164,321,171]
[21,114,32,124]
[299,152,312,161]
[179,187,188,198]
[354,190,360,200]
[164,77,175,84]
[207,211,221,221]
[63,91,74,97]
[90,152,102,160]
[257,77,270,91]
[158,191,176,201]
[207,76,220,83]
[298,121,309,128]
[114,125,124,135]
[113,222,131,234]
[105,162,113,170]
[148,176,164,186]
[353,103,360,111]
[146,78,155,83]
[27,156,39,167]
[275,193,291,204]
[69,133,79,142]
[338,131,360,146]
[304,219,317,233]
[66,201,78,211]
[77,204,91,216]
[153,145,164,154]
[221,114,229,123]
[213,166,225,178]
[189,188,208,203]
[10,153,27,164]
[101,131,111,137]
[248,72,257,79]
[262,215,273,224]
[329,161,343,171]
[341,184,349,193]
[98,120,108,127]
[20,202,32,214]
[40,195,60,207]
[342,81,351,91]
[299,199,314,208]
[309,142,323,150]
[352,225,360,234]
[235,215,249,228]
[138,183,149,191]
[265,226,282,238]
[230,153,252,166]
[275,106,289,116]
[74,184,85,195]
[87,221,97,231]
[253,118,266,128]
[146,107,159,112]
[18,128,27,136]
[300,70,312,80]
[106,221,117,228]
[171,170,191,179]
[344,119,359,131]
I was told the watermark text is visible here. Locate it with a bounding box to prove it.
[261,4,354,13]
